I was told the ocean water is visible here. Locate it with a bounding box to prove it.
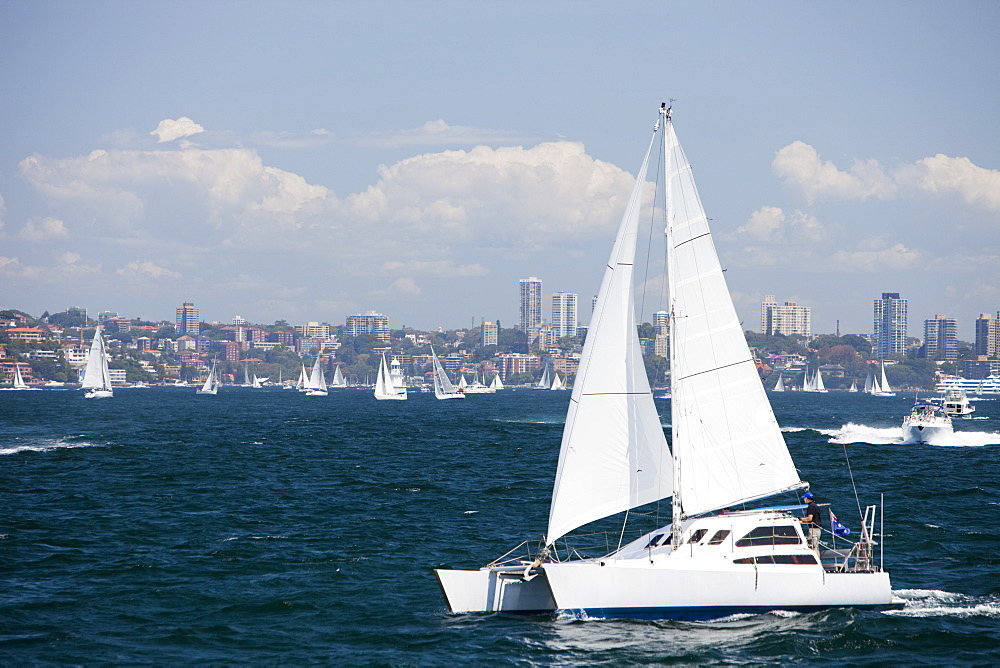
[1,387,998,664]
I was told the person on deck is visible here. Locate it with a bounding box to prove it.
[800,492,822,551]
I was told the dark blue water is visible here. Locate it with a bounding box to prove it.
[2,388,998,664]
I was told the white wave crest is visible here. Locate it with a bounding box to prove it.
[0,437,103,456]
[887,589,1000,618]
[825,423,1000,447]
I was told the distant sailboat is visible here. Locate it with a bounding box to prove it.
[374,353,407,400]
[305,357,328,396]
[875,362,896,396]
[431,346,464,400]
[330,365,347,388]
[464,369,496,394]
[848,380,858,393]
[11,364,30,390]
[197,360,219,395]
[803,366,828,393]
[489,372,504,391]
[252,374,268,389]
[550,371,565,391]
[773,374,785,392]
[81,326,113,399]
[242,364,252,387]
[297,364,309,391]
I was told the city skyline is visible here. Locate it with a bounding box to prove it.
[1,4,997,337]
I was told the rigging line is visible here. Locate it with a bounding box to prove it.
[842,442,865,522]
[673,231,711,249]
[676,358,753,382]
[638,120,665,324]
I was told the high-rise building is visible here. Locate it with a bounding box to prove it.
[345,311,390,342]
[760,294,812,338]
[296,321,331,339]
[519,277,543,335]
[481,320,499,347]
[551,292,578,339]
[873,292,907,359]
[974,312,1000,358]
[922,314,958,360]
[652,310,670,358]
[175,302,200,335]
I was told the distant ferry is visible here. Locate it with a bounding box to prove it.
[935,374,1000,395]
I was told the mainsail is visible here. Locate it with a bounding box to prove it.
[81,326,112,394]
[664,117,801,520]
[546,125,671,546]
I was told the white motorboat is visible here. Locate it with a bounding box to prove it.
[901,400,953,443]
[939,389,975,418]
[435,105,899,620]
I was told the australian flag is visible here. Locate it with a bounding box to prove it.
[829,510,852,536]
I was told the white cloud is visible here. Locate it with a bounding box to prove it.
[772,141,895,203]
[116,260,181,278]
[56,251,80,265]
[913,154,1000,211]
[381,260,488,277]
[831,242,922,271]
[731,206,826,242]
[151,117,206,143]
[0,255,20,271]
[367,277,422,298]
[18,217,68,241]
[356,120,530,148]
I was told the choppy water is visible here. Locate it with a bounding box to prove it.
[1,388,998,664]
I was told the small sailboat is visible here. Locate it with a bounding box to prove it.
[330,365,347,388]
[197,360,219,395]
[802,366,828,393]
[81,326,113,399]
[296,364,309,391]
[773,374,785,392]
[464,369,496,394]
[550,371,565,391]
[10,364,32,390]
[848,380,858,393]
[305,356,328,396]
[431,346,464,400]
[251,374,268,389]
[374,353,407,400]
[435,104,898,619]
[874,362,896,397]
[489,372,504,391]
[536,365,551,390]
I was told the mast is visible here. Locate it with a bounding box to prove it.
[662,104,685,549]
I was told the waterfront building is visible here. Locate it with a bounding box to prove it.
[4,327,45,342]
[345,311,390,342]
[873,292,907,359]
[551,292,578,339]
[975,313,999,358]
[519,277,543,337]
[760,295,811,338]
[921,314,958,361]
[175,302,200,336]
[495,352,541,381]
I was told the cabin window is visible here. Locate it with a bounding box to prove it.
[734,525,801,547]
[643,533,665,549]
[733,554,817,565]
[707,530,730,545]
[687,529,708,544]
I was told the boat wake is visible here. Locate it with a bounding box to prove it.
[887,589,1000,618]
[821,423,1000,447]
[0,436,104,456]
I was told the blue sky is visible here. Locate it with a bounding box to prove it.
[2,1,998,339]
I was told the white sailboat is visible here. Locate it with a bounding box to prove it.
[374,353,407,400]
[536,365,551,390]
[197,360,219,395]
[11,364,29,390]
[81,326,113,399]
[464,369,495,394]
[773,374,785,392]
[875,362,896,396]
[435,105,898,619]
[330,365,347,388]
[848,380,858,393]
[549,371,565,391]
[803,366,828,393]
[431,346,464,400]
[489,372,504,391]
[305,356,328,396]
[251,374,268,389]
[296,364,309,391]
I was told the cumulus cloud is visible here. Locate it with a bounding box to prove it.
[913,154,1000,211]
[18,217,68,241]
[772,141,895,203]
[773,141,1000,214]
[368,277,423,298]
[56,251,80,264]
[0,255,20,271]
[116,260,181,278]
[356,120,529,148]
[151,117,206,143]
[731,206,825,242]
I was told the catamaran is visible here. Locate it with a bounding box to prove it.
[431,346,464,400]
[435,104,900,620]
[374,353,407,400]
[81,326,114,399]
